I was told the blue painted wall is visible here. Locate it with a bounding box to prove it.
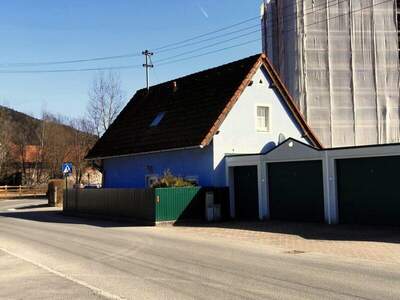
[103,144,214,188]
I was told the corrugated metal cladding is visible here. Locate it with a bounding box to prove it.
[262,0,400,148]
[336,156,400,226]
[155,187,202,222]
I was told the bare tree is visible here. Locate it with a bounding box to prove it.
[11,116,40,185]
[69,117,97,184]
[41,112,73,180]
[87,71,124,137]
[0,109,12,182]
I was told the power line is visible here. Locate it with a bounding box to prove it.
[0,0,392,74]
[155,0,351,54]
[0,64,142,74]
[0,0,358,68]
[156,38,262,67]
[155,24,260,54]
[155,0,356,61]
[155,0,392,66]
[152,16,260,51]
[0,52,141,68]
[154,0,391,65]
[155,29,260,63]
[0,16,259,69]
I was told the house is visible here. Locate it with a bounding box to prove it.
[2,144,45,185]
[226,137,400,225]
[86,54,322,188]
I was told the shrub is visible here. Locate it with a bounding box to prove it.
[151,170,196,188]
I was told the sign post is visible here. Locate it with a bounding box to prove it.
[62,162,73,207]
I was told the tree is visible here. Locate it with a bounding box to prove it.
[0,109,12,182]
[11,117,38,185]
[41,112,73,180]
[69,118,97,184]
[87,71,124,137]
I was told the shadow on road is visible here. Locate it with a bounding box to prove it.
[15,203,51,210]
[174,220,400,244]
[0,208,152,228]
[2,201,400,244]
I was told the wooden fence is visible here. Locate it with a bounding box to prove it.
[64,188,156,223]
[0,185,47,198]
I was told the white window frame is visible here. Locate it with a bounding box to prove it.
[145,174,159,188]
[255,105,270,132]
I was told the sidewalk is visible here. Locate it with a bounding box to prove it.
[168,221,400,264]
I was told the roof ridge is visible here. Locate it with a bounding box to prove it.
[137,53,263,93]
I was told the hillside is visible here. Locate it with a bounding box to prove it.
[0,105,85,145]
[0,106,42,144]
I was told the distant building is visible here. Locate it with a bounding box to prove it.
[5,144,44,185]
[262,0,400,147]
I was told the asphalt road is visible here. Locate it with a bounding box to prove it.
[0,198,399,300]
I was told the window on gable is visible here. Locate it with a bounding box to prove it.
[256,106,270,132]
[150,112,165,127]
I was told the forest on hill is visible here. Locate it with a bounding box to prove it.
[0,105,97,185]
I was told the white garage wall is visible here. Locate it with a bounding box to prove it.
[226,138,400,224]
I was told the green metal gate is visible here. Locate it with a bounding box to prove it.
[155,187,202,222]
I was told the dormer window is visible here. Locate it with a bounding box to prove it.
[150,112,165,127]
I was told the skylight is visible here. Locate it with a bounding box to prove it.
[150,112,165,127]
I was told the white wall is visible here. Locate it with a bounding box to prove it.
[212,66,309,186]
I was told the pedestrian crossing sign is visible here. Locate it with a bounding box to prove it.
[62,162,73,176]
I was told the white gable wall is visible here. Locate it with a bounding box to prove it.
[212,66,309,186]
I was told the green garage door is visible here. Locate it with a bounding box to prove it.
[234,166,259,219]
[336,156,400,226]
[268,161,325,222]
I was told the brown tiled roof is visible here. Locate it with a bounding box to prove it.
[86,54,322,159]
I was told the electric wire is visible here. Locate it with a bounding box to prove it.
[0,0,357,68]
[154,0,355,54]
[0,0,392,74]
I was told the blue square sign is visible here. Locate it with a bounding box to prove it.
[62,162,73,176]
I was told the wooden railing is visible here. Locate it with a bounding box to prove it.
[0,185,47,198]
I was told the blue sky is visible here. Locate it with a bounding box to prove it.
[0,0,262,119]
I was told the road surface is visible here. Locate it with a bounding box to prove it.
[0,198,399,300]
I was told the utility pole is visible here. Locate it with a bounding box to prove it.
[142,50,154,91]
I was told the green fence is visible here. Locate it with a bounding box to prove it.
[155,187,229,222]
[155,187,201,221]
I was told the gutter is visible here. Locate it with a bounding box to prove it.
[85,145,204,161]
